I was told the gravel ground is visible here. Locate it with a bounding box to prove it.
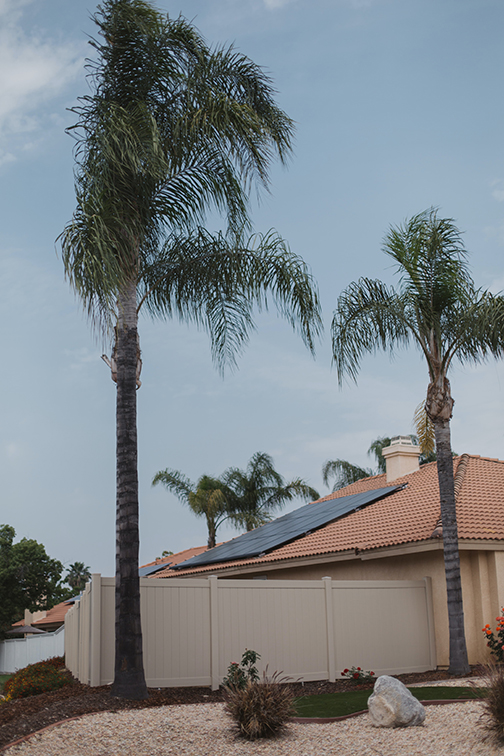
[3,700,502,756]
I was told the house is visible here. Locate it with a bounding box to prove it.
[13,598,76,633]
[150,437,504,667]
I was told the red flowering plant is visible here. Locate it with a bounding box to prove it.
[341,665,375,682]
[222,650,261,690]
[482,612,504,662]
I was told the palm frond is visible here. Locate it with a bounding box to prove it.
[151,468,193,504]
[413,402,435,457]
[331,278,413,384]
[322,459,373,492]
[138,228,321,371]
[366,436,392,474]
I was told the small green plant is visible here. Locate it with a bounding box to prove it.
[224,669,294,740]
[341,665,375,681]
[483,612,504,662]
[222,649,260,690]
[4,657,71,700]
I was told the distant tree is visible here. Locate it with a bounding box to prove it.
[152,470,230,548]
[0,525,67,635]
[322,459,373,492]
[65,562,91,593]
[153,453,319,544]
[367,436,391,473]
[222,452,320,531]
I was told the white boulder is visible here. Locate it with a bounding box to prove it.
[368,675,425,728]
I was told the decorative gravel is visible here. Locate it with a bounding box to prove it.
[4,700,502,756]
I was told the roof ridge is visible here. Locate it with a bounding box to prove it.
[454,453,470,500]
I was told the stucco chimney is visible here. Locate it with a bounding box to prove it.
[381,435,420,482]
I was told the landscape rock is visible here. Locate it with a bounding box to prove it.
[368,675,425,728]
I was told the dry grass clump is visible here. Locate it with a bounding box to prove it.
[224,671,295,740]
[477,663,504,743]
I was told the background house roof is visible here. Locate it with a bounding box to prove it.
[152,455,504,577]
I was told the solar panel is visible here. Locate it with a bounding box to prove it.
[139,562,171,577]
[171,485,401,570]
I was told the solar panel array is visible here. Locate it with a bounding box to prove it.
[172,485,401,570]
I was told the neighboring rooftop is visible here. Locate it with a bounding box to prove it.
[139,544,211,576]
[151,455,504,578]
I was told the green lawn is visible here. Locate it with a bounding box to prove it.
[0,675,11,694]
[293,686,485,718]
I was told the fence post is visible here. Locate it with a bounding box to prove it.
[423,576,437,668]
[322,577,336,682]
[89,574,102,686]
[209,576,220,691]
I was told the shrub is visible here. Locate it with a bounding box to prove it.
[222,649,260,690]
[224,670,294,740]
[482,613,504,662]
[479,663,504,743]
[4,657,71,700]
[341,665,375,682]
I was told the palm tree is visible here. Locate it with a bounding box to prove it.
[222,452,319,531]
[153,453,319,543]
[60,1,321,699]
[322,436,391,491]
[152,470,230,549]
[331,208,504,675]
[66,562,92,593]
[322,459,373,491]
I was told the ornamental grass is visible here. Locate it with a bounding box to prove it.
[224,670,295,741]
[477,663,504,743]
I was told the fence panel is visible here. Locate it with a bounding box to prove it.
[0,626,65,674]
[331,579,437,676]
[65,575,436,689]
[215,579,329,683]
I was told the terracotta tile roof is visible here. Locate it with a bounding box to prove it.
[32,601,72,627]
[13,600,73,629]
[157,455,504,577]
[143,545,212,577]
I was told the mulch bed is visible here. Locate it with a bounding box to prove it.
[0,667,483,750]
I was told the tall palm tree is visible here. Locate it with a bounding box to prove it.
[60,1,321,699]
[152,470,229,549]
[331,208,504,675]
[222,452,319,531]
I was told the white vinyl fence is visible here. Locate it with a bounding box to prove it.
[65,575,436,690]
[0,626,65,674]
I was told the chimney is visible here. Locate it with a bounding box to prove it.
[381,435,420,482]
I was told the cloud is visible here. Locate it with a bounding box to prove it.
[0,0,33,18]
[0,5,84,160]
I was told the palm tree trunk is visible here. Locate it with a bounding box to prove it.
[110,280,148,700]
[433,416,470,676]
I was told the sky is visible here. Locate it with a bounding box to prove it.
[1,0,504,578]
